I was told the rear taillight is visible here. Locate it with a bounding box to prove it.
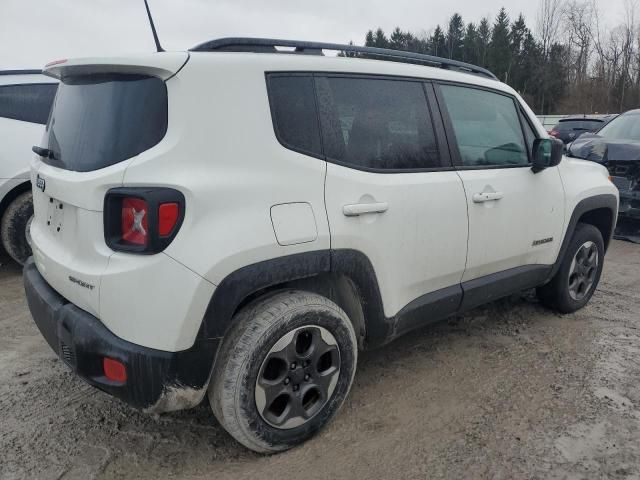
[104,188,185,254]
[121,197,149,246]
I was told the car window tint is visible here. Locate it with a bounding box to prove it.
[316,77,440,170]
[440,85,528,167]
[267,75,322,157]
[0,83,57,124]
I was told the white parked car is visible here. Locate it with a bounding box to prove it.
[24,39,618,453]
[0,70,57,264]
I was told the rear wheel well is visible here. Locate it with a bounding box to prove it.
[232,274,367,349]
[577,207,614,251]
[0,181,31,220]
[0,181,31,256]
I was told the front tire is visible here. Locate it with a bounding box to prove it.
[537,223,604,313]
[209,290,357,453]
[1,191,34,265]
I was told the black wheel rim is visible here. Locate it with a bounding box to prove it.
[568,240,599,301]
[255,326,341,429]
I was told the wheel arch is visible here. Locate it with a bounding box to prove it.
[198,249,389,351]
[0,180,31,220]
[549,194,618,280]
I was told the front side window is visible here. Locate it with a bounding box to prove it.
[0,83,57,124]
[440,85,529,167]
[316,77,440,170]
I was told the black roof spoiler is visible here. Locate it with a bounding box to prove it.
[190,37,498,80]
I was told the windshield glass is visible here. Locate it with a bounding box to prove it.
[44,74,167,172]
[596,112,640,141]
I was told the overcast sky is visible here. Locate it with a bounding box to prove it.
[0,0,629,70]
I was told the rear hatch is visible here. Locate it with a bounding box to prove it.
[30,53,187,317]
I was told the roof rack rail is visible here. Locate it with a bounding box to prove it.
[0,69,42,76]
[190,37,497,80]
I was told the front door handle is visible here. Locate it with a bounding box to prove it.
[472,192,504,203]
[343,202,389,216]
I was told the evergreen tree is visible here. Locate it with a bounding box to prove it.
[509,14,529,91]
[489,8,511,82]
[373,28,388,48]
[477,17,491,67]
[463,22,479,64]
[445,13,465,60]
[390,27,407,50]
[365,30,375,47]
[430,26,446,57]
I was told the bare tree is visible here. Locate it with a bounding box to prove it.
[564,0,593,83]
[537,0,565,57]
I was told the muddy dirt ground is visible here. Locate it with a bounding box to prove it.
[1,241,639,480]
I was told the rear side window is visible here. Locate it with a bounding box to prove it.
[440,85,529,167]
[0,83,57,124]
[44,74,167,172]
[267,75,322,157]
[316,77,440,170]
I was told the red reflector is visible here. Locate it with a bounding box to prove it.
[158,202,179,236]
[103,357,127,382]
[121,197,148,246]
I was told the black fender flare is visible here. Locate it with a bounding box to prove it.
[197,249,390,345]
[548,193,618,281]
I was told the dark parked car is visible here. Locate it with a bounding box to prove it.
[567,110,640,242]
[549,116,614,144]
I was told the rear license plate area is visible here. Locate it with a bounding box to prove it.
[46,197,65,235]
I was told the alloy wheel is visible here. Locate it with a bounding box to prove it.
[255,326,341,429]
[568,240,599,301]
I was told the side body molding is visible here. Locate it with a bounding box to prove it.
[199,194,618,352]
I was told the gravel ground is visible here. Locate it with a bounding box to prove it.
[1,241,639,480]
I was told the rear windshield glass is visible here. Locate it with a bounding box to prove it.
[44,74,167,172]
[556,119,602,131]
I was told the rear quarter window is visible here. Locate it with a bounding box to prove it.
[266,75,322,157]
[0,83,57,124]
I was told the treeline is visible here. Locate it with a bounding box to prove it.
[360,0,640,115]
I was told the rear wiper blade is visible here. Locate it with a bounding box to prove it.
[32,146,57,160]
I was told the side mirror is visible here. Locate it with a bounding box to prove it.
[532,138,564,173]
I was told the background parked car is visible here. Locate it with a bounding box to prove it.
[549,115,615,144]
[567,109,640,242]
[0,70,57,264]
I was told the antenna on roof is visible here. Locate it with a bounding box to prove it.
[143,0,164,52]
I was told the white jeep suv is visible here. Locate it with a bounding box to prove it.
[24,39,618,453]
[0,70,57,264]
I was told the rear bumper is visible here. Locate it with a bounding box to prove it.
[23,258,219,413]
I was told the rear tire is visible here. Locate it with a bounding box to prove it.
[209,290,357,453]
[537,223,604,313]
[1,191,33,265]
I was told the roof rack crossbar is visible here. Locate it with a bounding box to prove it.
[190,37,497,80]
[0,69,42,76]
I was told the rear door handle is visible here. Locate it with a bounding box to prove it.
[472,192,503,203]
[343,202,389,216]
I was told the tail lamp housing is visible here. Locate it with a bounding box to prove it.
[104,187,185,254]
